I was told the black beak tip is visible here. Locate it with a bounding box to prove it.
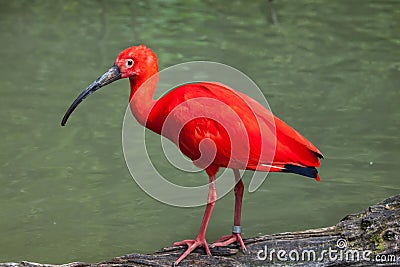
[61,111,71,126]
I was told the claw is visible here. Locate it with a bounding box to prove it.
[173,238,210,265]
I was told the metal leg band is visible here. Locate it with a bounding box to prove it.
[232,225,242,234]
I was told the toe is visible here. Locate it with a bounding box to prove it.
[202,241,211,255]
[236,234,246,251]
[173,239,193,247]
[212,234,231,244]
[211,236,236,247]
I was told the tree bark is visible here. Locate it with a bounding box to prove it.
[2,194,399,267]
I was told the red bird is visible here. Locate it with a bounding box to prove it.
[62,45,323,265]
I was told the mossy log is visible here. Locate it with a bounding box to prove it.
[2,194,399,267]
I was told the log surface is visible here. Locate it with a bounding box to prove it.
[1,195,399,267]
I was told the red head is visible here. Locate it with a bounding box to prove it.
[114,45,158,81]
[61,45,158,126]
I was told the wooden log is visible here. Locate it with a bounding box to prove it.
[1,194,399,267]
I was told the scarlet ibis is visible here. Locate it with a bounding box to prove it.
[61,45,323,265]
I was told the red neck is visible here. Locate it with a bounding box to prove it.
[128,74,158,127]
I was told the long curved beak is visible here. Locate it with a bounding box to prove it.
[61,64,121,126]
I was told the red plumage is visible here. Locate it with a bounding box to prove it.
[145,81,323,177]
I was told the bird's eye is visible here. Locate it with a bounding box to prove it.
[126,59,134,68]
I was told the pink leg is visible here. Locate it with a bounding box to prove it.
[211,169,246,251]
[173,175,216,265]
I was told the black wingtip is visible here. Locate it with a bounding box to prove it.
[283,164,318,179]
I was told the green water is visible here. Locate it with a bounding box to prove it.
[0,0,399,264]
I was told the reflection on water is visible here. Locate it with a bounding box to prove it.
[0,0,399,264]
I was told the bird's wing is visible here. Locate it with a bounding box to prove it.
[200,82,323,167]
[231,85,323,167]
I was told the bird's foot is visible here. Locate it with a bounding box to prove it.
[211,233,246,251]
[173,238,210,265]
